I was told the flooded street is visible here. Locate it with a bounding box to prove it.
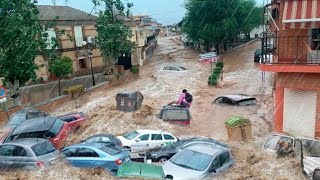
[0,36,305,179]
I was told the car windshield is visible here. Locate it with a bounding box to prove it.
[31,141,56,156]
[99,146,121,155]
[300,139,320,157]
[238,99,257,106]
[49,119,64,136]
[178,66,186,70]
[162,109,189,120]
[123,131,140,140]
[170,149,212,171]
[9,115,25,125]
[171,140,188,148]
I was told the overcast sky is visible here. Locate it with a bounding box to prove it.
[37,0,264,25]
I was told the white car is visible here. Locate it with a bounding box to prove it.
[117,130,178,152]
[162,65,186,72]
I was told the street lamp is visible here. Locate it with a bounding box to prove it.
[88,49,95,86]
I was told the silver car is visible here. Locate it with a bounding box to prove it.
[163,143,234,180]
[0,138,59,170]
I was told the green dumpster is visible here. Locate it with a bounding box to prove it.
[225,116,252,141]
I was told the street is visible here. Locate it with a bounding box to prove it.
[0,36,305,179]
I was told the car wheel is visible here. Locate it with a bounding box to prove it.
[157,157,169,163]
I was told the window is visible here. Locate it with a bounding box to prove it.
[60,116,76,123]
[49,119,64,137]
[45,28,57,49]
[264,135,281,150]
[101,137,111,143]
[85,137,101,143]
[74,26,84,47]
[162,109,189,120]
[79,58,87,69]
[211,155,221,170]
[164,134,174,140]
[99,146,121,156]
[77,148,99,157]
[31,142,56,156]
[171,149,213,171]
[62,148,77,157]
[219,152,230,166]
[124,131,140,140]
[151,134,163,140]
[0,145,15,156]
[139,134,150,141]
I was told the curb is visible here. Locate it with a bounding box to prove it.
[225,38,259,53]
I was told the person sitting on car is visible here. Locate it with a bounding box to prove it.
[168,89,190,108]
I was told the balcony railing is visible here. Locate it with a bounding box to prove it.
[261,36,320,64]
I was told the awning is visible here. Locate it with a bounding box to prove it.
[283,0,320,29]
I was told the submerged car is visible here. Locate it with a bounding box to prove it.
[116,162,165,179]
[81,134,122,148]
[1,117,70,149]
[145,137,229,163]
[117,130,178,152]
[157,105,191,125]
[162,66,186,72]
[163,143,234,180]
[56,112,87,132]
[61,143,130,174]
[6,107,50,129]
[264,133,320,179]
[0,138,59,170]
[213,94,257,106]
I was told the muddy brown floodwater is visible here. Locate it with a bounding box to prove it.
[0,37,306,179]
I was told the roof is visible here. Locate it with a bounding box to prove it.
[136,129,171,134]
[185,144,225,156]
[37,5,97,21]
[67,142,108,149]
[222,94,256,101]
[11,117,58,135]
[8,138,50,147]
[116,162,164,179]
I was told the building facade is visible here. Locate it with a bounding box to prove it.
[260,0,320,138]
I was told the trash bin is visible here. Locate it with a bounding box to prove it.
[116,91,144,112]
[225,116,252,141]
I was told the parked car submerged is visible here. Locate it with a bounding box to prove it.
[61,143,130,174]
[0,138,59,170]
[57,112,87,132]
[81,134,122,148]
[157,105,191,125]
[162,65,186,72]
[117,130,178,152]
[163,144,234,180]
[116,162,165,179]
[6,107,50,129]
[1,117,70,149]
[213,94,257,106]
[145,137,229,163]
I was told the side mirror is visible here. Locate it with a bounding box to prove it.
[135,138,141,142]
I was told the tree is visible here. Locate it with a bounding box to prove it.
[0,0,55,86]
[93,0,133,68]
[49,56,73,96]
[182,0,263,53]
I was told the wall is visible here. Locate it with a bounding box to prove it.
[19,74,107,106]
[274,73,320,137]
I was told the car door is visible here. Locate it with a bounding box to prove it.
[65,147,100,168]
[263,134,295,153]
[0,145,31,169]
[209,152,232,175]
[149,134,165,149]
[131,134,150,152]
[163,134,176,146]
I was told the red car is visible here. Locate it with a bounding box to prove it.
[157,105,192,125]
[57,112,87,132]
[1,117,70,149]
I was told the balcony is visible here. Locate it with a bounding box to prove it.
[260,36,320,73]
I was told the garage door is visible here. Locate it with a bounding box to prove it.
[283,89,317,138]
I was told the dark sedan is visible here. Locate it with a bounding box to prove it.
[81,134,123,148]
[213,94,257,106]
[144,137,229,163]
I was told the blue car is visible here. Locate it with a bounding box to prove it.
[61,143,131,174]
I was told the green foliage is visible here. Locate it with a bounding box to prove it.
[49,56,73,79]
[182,0,263,52]
[208,63,224,86]
[216,61,224,69]
[130,66,139,74]
[93,0,133,65]
[63,85,85,98]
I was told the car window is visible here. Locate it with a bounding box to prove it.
[8,115,26,125]
[0,145,15,156]
[99,146,121,156]
[211,155,221,170]
[49,119,64,136]
[178,66,186,70]
[214,97,224,104]
[85,137,101,143]
[151,134,163,141]
[219,152,230,166]
[59,116,76,123]
[139,134,150,141]
[31,141,56,156]
[163,67,170,70]
[26,112,43,120]
[7,131,45,142]
[162,109,189,120]
[300,139,320,157]
[164,134,175,140]
[172,67,180,71]
[264,135,281,150]
[101,137,111,142]
[123,131,140,140]
[171,149,213,171]
[62,148,77,157]
[77,148,99,157]
[238,99,257,106]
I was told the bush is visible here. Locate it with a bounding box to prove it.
[216,61,224,69]
[63,85,85,98]
[130,66,139,74]
[208,78,217,86]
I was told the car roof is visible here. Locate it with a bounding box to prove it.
[11,117,58,135]
[136,129,172,134]
[66,142,113,149]
[116,162,164,179]
[86,134,116,139]
[181,137,230,147]
[219,94,255,101]
[184,144,227,156]
[3,138,50,147]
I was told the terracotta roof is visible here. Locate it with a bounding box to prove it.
[37,5,97,21]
